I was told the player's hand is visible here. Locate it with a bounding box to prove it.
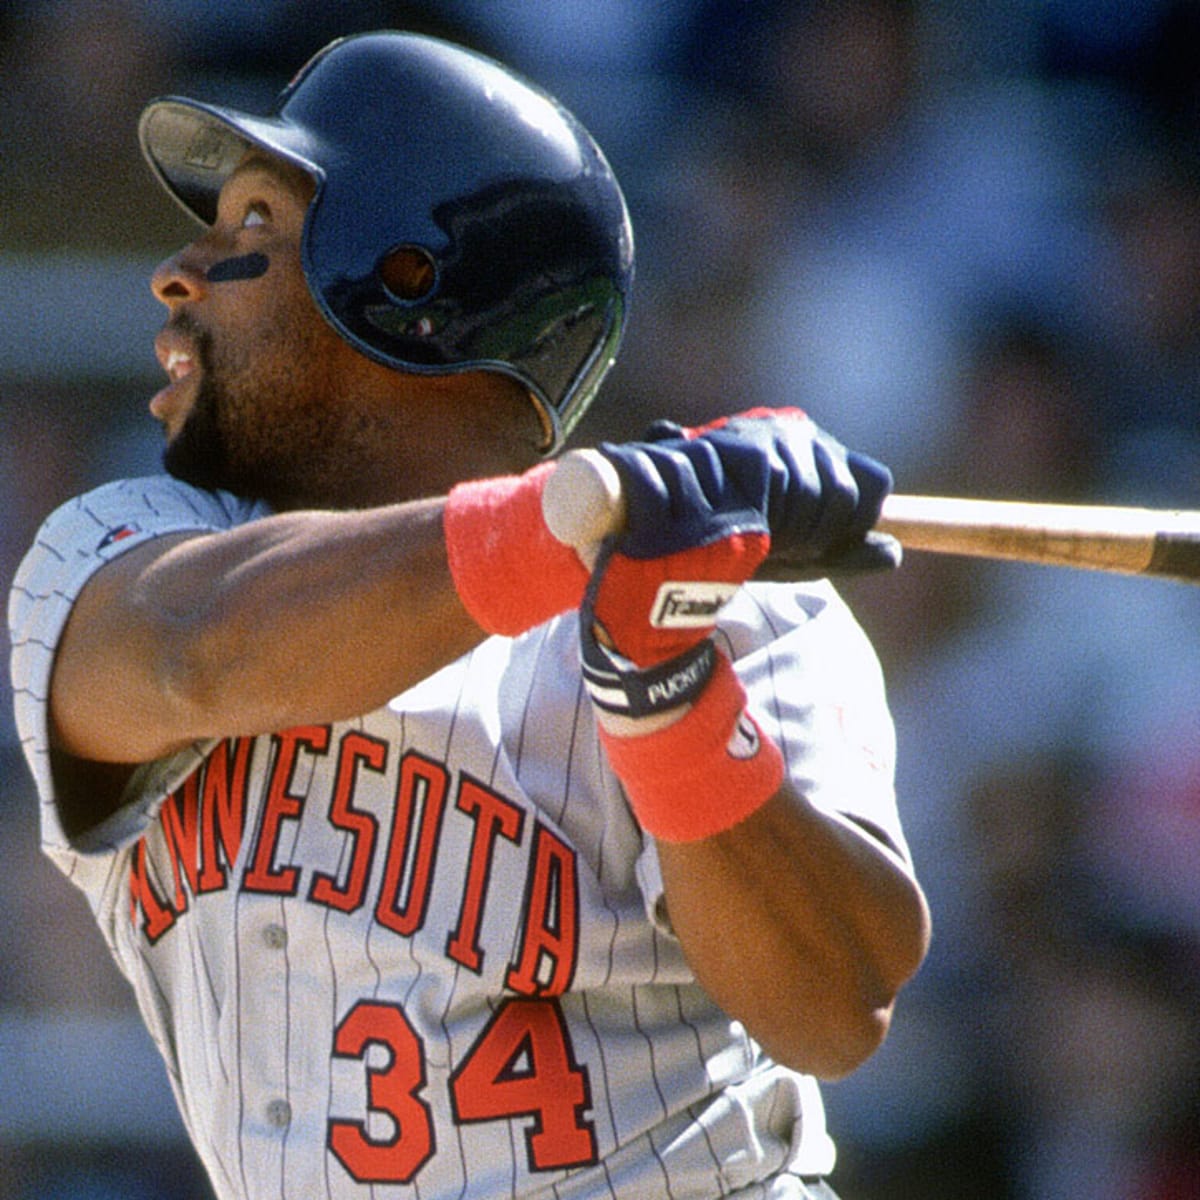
[576,432,771,718]
[588,437,771,664]
[642,407,901,577]
[577,408,899,719]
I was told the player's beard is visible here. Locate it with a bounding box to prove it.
[160,318,239,495]
[162,371,231,494]
[161,321,314,507]
[159,307,397,509]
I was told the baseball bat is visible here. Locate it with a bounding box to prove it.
[542,448,1200,584]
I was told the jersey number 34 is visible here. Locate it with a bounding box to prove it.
[330,995,598,1183]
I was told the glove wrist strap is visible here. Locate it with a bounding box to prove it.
[598,653,785,842]
[581,625,716,719]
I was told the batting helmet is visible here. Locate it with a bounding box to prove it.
[138,31,634,452]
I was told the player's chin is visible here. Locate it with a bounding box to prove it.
[162,419,232,494]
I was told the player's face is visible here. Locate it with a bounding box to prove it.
[150,153,373,507]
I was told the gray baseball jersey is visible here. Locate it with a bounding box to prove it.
[9,475,910,1200]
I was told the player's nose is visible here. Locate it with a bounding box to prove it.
[151,243,210,307]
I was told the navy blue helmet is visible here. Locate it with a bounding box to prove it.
[138,31,634,452]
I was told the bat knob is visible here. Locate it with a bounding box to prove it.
[542,448,627,552]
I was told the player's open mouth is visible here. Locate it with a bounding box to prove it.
[151,333,201,423]
[165,349,195,381]
[155,328,201,381]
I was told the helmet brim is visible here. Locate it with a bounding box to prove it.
[139,97,322,227]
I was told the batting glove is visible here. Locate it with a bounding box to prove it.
[643,406,901,576]
[579,426,783,718]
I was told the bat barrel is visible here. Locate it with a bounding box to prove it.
[877,495,1200,582]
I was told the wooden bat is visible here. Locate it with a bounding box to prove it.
[542,448,1200,584]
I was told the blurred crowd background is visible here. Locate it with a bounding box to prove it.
[3,1,1200,1197]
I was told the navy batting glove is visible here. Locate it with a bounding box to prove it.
[597,437,768,560]
[632,408,900,575]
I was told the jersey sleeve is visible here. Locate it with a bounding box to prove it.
[8,476,270,858]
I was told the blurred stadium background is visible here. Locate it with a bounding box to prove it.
[2,2,1200,1197]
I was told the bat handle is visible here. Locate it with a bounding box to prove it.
[542,449,627,557]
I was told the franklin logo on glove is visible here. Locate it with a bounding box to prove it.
[651,582,739,628]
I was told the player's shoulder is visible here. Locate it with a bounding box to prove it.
[715,579,886,689]
[37,474,269,544]
[12,475,270,609]
[21,475,267,570]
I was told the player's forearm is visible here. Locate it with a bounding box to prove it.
[52,498,486,765]
[142,499,482,733]
[658,790,930,1079]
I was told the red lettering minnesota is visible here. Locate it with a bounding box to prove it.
[128,727,579,995]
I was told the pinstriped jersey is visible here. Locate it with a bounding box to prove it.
[9,475,910,1200]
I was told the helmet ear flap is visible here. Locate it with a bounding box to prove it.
[379,245,437,302]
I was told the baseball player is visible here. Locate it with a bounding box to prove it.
[8,31,929,1200]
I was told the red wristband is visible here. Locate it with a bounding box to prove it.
[445,463,589,635]
[598,653,784,842]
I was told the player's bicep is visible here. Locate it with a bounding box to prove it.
[50,532,209,764]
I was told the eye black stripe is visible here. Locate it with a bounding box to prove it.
[206,253,270,283]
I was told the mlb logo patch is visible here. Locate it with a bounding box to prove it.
[97,523,141,551]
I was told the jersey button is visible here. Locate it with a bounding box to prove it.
[266,1099,292,1129]
[263,923,288,950]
